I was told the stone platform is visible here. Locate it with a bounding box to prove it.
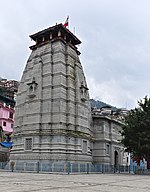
[0,172,149,191]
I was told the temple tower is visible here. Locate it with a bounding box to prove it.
[11,24,93,164]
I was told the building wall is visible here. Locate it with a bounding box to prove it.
[92,115,124,165]
[0,102,14,134]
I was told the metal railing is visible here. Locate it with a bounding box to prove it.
[0,161,132,174]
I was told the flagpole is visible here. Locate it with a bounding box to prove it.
[73,27,75,34]
[68,16,69,29]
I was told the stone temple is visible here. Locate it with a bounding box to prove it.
[11,23,125,167]
[11,23,92,164]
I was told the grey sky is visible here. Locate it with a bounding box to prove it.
[1,0,150,109]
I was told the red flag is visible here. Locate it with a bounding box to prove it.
[64,16,69,28]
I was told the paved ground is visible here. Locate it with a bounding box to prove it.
[0,172,150,192]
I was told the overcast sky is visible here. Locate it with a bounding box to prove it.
[1,0,150,109]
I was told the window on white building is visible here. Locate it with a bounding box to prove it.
[3,121,6,126]
[82,140,88,153]
[106,144,110,155]
[24,138,33,151]
[9,112,13,119]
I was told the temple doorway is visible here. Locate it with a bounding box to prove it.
[114,151,118,172]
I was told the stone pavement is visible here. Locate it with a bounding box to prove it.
[0,172,150,192]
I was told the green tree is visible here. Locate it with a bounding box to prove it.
[121,96,150,165]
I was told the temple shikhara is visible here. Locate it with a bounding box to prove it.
[11,23,126,168]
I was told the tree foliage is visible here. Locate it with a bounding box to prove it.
[121,96,150,162]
